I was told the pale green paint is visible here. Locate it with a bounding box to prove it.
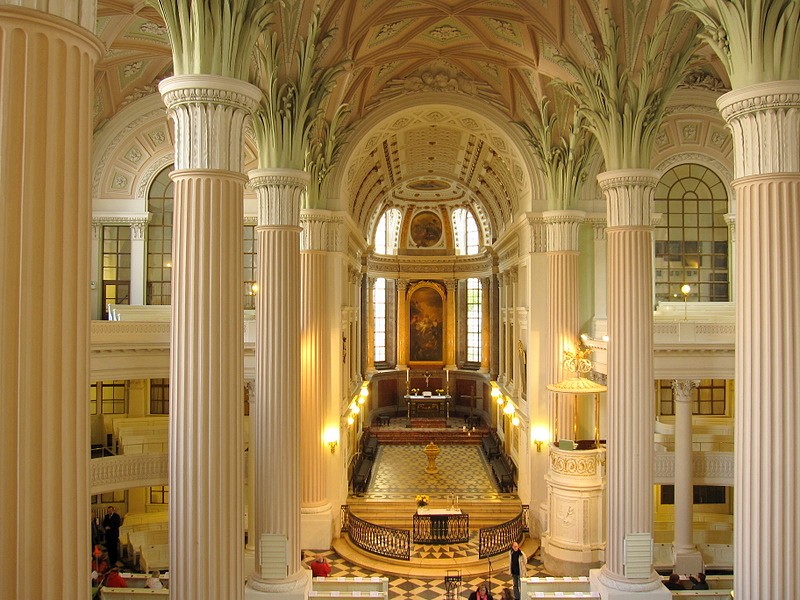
[675,0,800,88]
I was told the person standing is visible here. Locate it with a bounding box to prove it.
[102,506,122,566]
[508,540,527,600]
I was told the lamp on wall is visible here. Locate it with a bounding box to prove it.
[358,385,369,404]
[532,426,550,453]
[324,427,339,454]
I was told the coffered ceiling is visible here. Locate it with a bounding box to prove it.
[92,0,726,237]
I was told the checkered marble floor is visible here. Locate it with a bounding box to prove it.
[304,548,550,599]
[363,443,516,502]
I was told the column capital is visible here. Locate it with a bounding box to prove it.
[159,75,261,172]
[396,278,409,291]
[300,210,343,252]
[597,169,660,228]
[543,209,586,252]
[249,168,309,228]
[717,81,800,177]
[672,379,699,404]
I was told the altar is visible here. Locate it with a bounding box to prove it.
[412,507,469,544]
[405,394,451,419]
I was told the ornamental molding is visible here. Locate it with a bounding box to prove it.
[549,448,606,477]
[249,168,309,227]
[90,453,167,495]
[526,215,548,253]
[300,212,344,252]
[135,154,175,201]
[717,82,800,177]
[597,169,659,228]
[367,252,493,278]
[671,379,699,403]
[655,153,733,191]
[159,75,261,172]
[543,210,586,252]
[653,451,734,485]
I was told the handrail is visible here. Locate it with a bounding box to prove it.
[478,505,529,559]
[340,505,411,561]
[412,512,470,544]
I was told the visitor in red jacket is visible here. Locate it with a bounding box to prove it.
[310,554,331,577]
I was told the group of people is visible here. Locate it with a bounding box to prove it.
[466,540,527,600]
[665,572,710,590]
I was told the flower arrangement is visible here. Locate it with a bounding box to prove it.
[415,494,429,507]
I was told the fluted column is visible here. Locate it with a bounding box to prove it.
[0,8,101,600]
[498,272,507,384]
[592,221,608,335]
[396,279,409,368]
[129,219,148,305]
[299,210,338,549]
[718,81,800,600]
[481,277,491,373]
[596,169,663,593]
[248,168,309,594]
[671,380,703,575]
[160,75,259,600]
[245,380,256,553]
[445,279,457,369]
[366,277,376,372]
[544,210,585,441]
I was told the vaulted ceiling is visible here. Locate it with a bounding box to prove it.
[93,0,726,238]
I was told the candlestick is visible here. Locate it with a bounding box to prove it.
[446,368,449,383]
[406,368,410,383]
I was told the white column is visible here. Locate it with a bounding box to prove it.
[671,380,703,575]
[0,8,101,600]
[299,210,338,550]
[718,81,800,600]
[366,277,376,372]
[498,272,507,383]
[481,277,491,373]
[160,74,258,600]
[593,169,666,597]
[248,168,309,596]
[544,210,585,441]
[129,218,148,305]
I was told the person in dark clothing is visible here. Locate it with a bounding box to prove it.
[689,572,710,589]
[102,506,122,565]
[665,573,685,590]
[508,540,527,600]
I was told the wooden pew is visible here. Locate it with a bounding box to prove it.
[308,592,387,599]
[312,576,389,594]
[127,529,169,567]
[140,544,169,573]
[523,576,591,595]
[101,590,169,599]
[671,592,733,599]
[528,593,600,599]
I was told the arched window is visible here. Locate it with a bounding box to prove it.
[654,164,729,302]
[373,278,387,363]
[373,208,402,255]
[466,278,482,363]
[452,207,480,255]
[146,166,174,305]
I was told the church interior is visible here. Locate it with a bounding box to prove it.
[1,1,799,599]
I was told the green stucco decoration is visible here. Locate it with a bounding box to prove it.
[674,0,800,87]
[306,103,352,208]
[555,10,701,171]
[148,0,273,79]
[251,8,350,171]
[515,93,597,210]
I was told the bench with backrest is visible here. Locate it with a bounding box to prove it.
[490,455,516,492]
[101,589,169,599]
[111,416,168,440]
[528,593,600,599]
[523,576,591,595]
[308,592,387,599]
[139,544,169,573]
[119,514,168,553]
[481,432,501,460]
[127,529,169,567]
[671,592,732,599]
[118,433,168,455]
[311,576,389,594]
[352,456,374,493]
[362,433,379,460]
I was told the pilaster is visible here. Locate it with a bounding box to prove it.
[299,210,340,550]
[544,210,585,443]
[396,279,409,368]
[445,279,458,369]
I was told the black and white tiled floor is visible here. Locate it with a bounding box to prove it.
[309,437,551,596]
[304,548,549,599]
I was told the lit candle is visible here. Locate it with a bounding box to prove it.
[446,369,449,383]
[406,368,410,383]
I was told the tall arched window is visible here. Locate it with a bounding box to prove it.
[373,278,387,363]
[373,208,402,255]
[654,164,729,302]
[466,278,482,363]
[146,166,174,305]
[452,207,480,255]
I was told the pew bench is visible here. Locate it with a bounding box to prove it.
[528,593,600,599]
[308,592,387,599]
[671,592,733,599]
[140,544,169,573]
[353,457,373,493]
[523,576,590,595]
[311,576,389,594]
[127,529,169,568]
[101,590,169,599]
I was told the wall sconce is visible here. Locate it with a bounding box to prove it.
[681,283,691,320]
[358,385,369,404]
[491,385,502,404]
[250,282,259,295]
[347,415,354,426]
[503,400,515,415]
[511,416,520,427]
[532,426,550,453]
[323,427,339,454]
